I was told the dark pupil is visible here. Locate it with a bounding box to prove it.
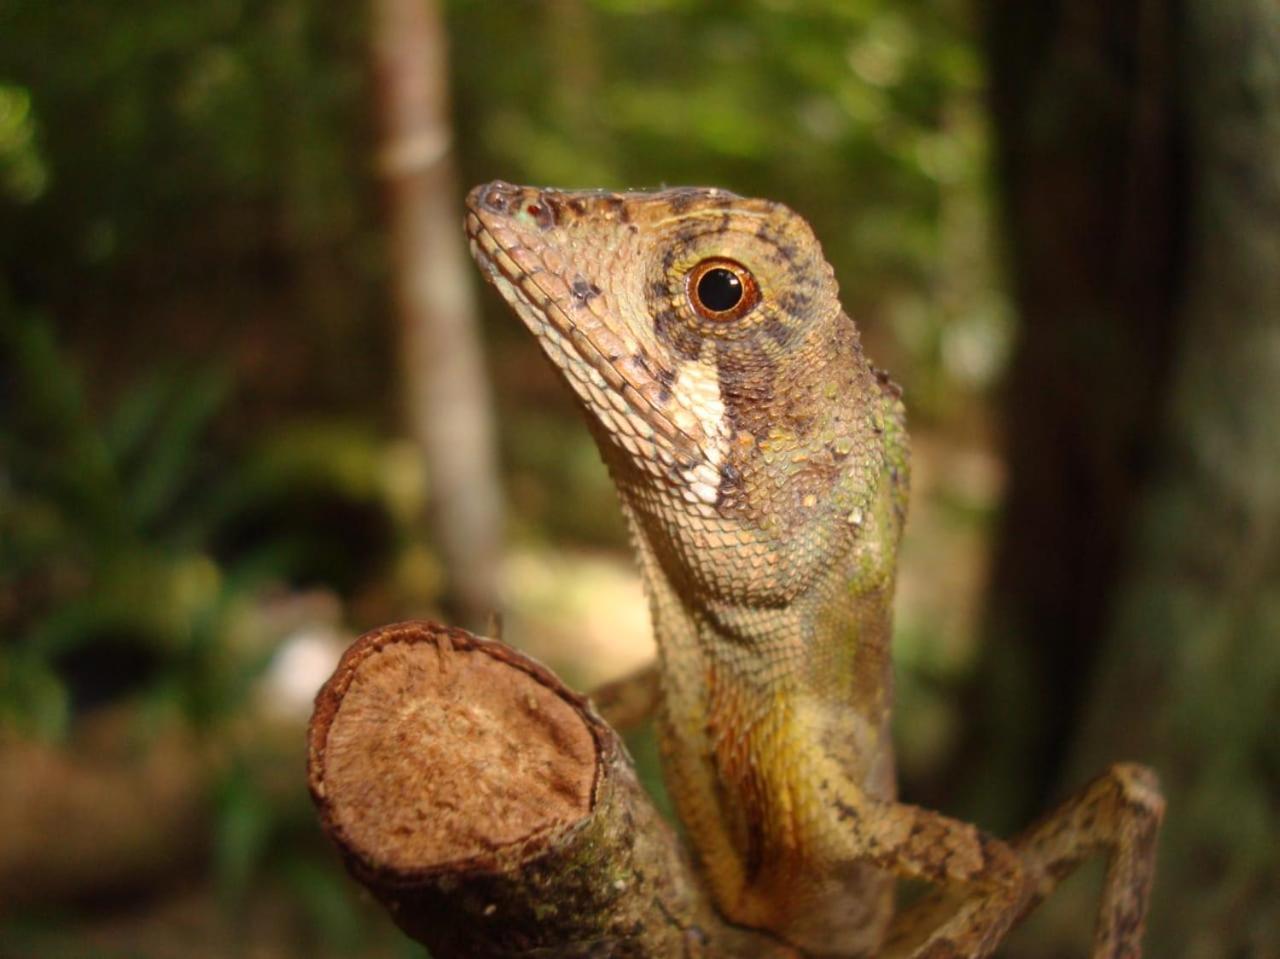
[697,268,743,312]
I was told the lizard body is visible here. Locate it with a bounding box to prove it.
[465,181,1163,958]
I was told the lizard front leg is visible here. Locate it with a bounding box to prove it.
[1010,762,1164,958]
[810,774,1028,958]
[841,763,1163,959]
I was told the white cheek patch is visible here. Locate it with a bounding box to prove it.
[670,360,729,505]
[494,261,730,505]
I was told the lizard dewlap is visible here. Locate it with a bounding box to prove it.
[465,181,1162,958]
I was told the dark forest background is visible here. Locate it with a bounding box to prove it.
[1,1,1276,957]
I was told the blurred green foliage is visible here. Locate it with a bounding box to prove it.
[451,0,1009,415]
[2,310,246,736]
[0,0,383,425]
[1,305,423,954]
[0,0,1008,953]
[1,309,411,736]
[0,0,1007,447]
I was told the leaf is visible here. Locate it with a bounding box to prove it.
[214,761,273,906]
[125,367,230,532]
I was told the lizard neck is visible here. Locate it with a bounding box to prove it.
[599,350,908,944]
[617,484,900,947]
[615,466,902,796]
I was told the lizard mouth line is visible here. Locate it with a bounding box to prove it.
[465,213,701,458]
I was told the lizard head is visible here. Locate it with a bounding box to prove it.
[466,181,871,521]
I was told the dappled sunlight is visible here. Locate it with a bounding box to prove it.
[501,547,654,689]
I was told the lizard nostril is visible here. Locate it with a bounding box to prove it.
[479,181,519,213]
[522,195,557,230]
[476,182,557,229]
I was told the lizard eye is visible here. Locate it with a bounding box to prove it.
[687,258,760,321]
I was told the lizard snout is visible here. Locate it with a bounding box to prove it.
[468,180,558,231]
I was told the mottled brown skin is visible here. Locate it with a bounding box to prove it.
[465,181,1164,958]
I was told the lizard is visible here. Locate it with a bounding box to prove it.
[464,180,1164,958]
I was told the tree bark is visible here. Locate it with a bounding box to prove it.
[981,2,1280,955]
[307,621,796,959]
[970,0,1184,829]
[1068,4,1280,954]
[370,0,504,630]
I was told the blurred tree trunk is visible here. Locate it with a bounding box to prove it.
[370,0,503,630]
[968,0,1183,827]
[979,1,1280,956]
[1068,4,1280,953]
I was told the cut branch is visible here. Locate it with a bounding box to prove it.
[308,621,795,958]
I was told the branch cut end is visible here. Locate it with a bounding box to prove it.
[311,623,598,875]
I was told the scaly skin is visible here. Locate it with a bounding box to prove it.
[465,181,1164,958]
